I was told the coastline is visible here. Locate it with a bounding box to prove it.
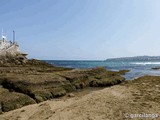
[0,58,127,114]
[0,58,160,119]
[46,60,160,80]
[1,0,160,119]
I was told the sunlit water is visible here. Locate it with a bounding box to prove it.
[45,60,160,80]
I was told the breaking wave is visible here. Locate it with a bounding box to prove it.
[130,62,160,65]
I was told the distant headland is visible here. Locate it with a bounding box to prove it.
[106,55,160,61]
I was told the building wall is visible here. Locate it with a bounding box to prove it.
[0,40,12,50]
[0,43,21,56]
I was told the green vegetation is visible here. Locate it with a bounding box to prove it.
[0,87,35,112]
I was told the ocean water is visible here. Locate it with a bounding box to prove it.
[45,60,160,80]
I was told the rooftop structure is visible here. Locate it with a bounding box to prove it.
[0,30,27,57]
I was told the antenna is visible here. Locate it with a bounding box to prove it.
[1,28,6,41]
[13,30,15,43]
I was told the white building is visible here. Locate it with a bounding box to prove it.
[0,39,13,50]
[0,31,27,57]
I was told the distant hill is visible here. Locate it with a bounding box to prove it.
[106,56,160,61]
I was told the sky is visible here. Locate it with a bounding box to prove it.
[0,0,160,60]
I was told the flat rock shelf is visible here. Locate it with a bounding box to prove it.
[0,57,127,113]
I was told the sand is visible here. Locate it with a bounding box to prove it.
[1,76,160,120]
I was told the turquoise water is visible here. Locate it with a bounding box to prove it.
[45,60,160,80]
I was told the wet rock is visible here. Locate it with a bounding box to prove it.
[151,67,160,70]
[89,76,125,87]
[0,87,36,113]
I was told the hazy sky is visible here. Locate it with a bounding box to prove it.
[0,0,160,60]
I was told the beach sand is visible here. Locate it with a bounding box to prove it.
[0,76,160,120]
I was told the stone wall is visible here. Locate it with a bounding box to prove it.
[0,43,21,57]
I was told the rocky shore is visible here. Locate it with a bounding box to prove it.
[0,56,127,114]
[0,56,159,120]
[0,75,160,120]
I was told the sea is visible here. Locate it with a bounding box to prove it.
[45,60,160,80]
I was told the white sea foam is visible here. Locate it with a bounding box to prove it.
[130,62,160,65]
